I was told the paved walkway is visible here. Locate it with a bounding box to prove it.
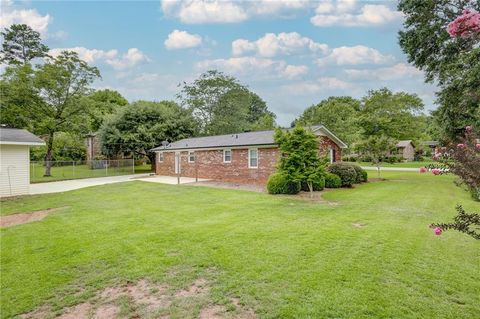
[361,166,419,172]
[29,174,208,195]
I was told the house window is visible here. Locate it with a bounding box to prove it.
[159,152,164,162]
[223,149,232,163]
[188,151,195,163]
[248,148,258,168]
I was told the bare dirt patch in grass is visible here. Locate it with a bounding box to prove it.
[21,277,257,319]
[0,207,68,228]
[352,222,367,228]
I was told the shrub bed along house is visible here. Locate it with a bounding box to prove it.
[267,173,301,195]
[349,164,368,183]
[327,163,357,187]
[325,173,341,188]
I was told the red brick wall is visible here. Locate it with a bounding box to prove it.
[319,136,342,162]
[155,136,342,184]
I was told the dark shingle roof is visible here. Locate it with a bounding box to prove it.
[152,125,347,151]
[0,128,45,145]
[396,140,414,148]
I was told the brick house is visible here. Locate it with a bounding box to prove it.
[151,125,347,185]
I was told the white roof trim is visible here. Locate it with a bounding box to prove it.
[0,141,46,146]
[312,126,348,149]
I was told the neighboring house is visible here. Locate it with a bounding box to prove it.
[396,140,415,161]
[422,141,440,156]
[0,128,45,197]
[152,125,347,185]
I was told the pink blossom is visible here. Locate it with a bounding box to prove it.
[476,143,480,150]
[432,154,440,160]
[432,168,441,175]
[465,125,473,132]
[447,9,480,38]
[434,227,443,236]
[419,167,427,173]
[457,143,466,149]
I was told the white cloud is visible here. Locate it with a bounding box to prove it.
[281,65,308,79]
[316,45,394,66]
[161,0,311,24]
[162,0,247,24]
[344,63,423,80]
[283,77,353,94]
[0,0,51,34]
[311,1,403,27]
[49,47,117,63]
[196,56,307,79]
[164,30,202,50]
[49,47,149,70]
[232,32,328,57]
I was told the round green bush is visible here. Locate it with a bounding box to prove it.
[360,169,368,182]
[324,172,341,188]
[348,164,366,183]
[301,175,326,192]
[267,173,301,194]
[327,163,357,187]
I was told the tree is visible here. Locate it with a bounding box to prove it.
[1,24,49,65]
[84,89,128,132]
[295,96,361,147]
[177,70,276,135]
[33,51,100,176]
[358,88,424,140]
[274,126,324,196]
[99,101,196,170]
[398,1,480,141]
[355,135,396,177]
[0,64,40,130]
[31,132,86,162]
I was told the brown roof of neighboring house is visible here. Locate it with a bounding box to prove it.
[152,125,348,151]
[396,140,414,148]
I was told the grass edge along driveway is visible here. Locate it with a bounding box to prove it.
[1,171,479,318]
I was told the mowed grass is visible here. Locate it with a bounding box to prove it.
[30,163,153,183]
[1,172,479,318]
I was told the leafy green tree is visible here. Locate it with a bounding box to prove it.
[31,132,86,162]
[355,135,396,177]
[274,126,324,196]
[84,89,129,132]
[358,88,424,140]
[99,101,196,170]
[398,0,480,140]
[33,51,100,176]
[295,96,361,147]
[0,24,49,65]
[177,70,276,135]
[0,64,40,129]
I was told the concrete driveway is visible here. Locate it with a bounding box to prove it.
[29,174,208,195]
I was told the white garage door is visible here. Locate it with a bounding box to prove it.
[0,144,30,197]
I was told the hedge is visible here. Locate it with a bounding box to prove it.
[327,163,357,187]
[325,172,341,188]
[267,173,301,195]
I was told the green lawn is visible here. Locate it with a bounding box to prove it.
[1,172,479,318]
[347,161,436,168]
[30,163,153,183]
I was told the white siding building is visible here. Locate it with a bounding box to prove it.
[0,128,45,197]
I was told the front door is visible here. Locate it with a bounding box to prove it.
[174,152,180,174]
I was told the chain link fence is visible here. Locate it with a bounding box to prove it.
[30,159,139,183]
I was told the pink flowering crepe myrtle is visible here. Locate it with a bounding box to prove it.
[447,9,480,38]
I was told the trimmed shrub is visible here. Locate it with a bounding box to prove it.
[301,175,326,192]
[348,164,367,183]
[360,169,368,182]
[327,163,357,187]
[267,173,301,195]
[325,172,341,188]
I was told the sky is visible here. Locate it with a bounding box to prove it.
[1,0,438,126]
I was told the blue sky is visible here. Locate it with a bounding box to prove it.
[1,0,437,125]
